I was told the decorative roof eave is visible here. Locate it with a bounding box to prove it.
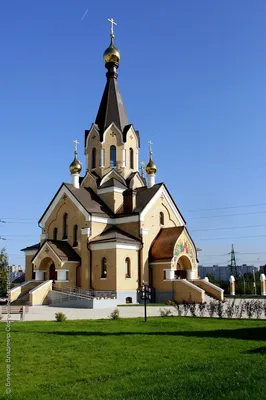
[101,122,124,144]
[85,123,100,150]
[38,183,91,227]
[140,184,186,225]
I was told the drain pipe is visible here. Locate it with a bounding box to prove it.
[87,243,94,290]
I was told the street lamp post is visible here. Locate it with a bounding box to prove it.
[137,281,152,322]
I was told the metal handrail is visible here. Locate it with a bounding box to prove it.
[52,283,116,300]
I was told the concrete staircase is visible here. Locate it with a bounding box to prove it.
[11,282,41,305]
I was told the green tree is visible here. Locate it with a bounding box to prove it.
[0,248,9,296]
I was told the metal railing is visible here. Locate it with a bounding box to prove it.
[52,283,116,300]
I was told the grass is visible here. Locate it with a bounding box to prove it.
[0,317,266,399]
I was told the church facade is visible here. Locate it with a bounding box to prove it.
[21,24,222,305]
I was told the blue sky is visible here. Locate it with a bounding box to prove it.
[1,0,266,268]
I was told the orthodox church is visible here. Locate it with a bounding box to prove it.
[20,22,223,305]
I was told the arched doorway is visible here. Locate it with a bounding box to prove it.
[49,263,57,281]
[175,255,193,279]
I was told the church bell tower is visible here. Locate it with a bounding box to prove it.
[84,19,140,179]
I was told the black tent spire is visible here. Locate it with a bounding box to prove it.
[95,23,129,139]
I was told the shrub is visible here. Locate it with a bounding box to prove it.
[159,308,172,317]
[197,302,207,318]
[55,312,67,322]
[174,303,182,316]
[254,301,263,319]
[217,301,224,318]
[245,300,256,319]
[188,302,197,317]
[263,301,266,317]
[110,308,120,320]
[239,301,245,319]
[225,300,235,319]
[182,301,189,317]
[207,301,217,318]
[165,300,174,306]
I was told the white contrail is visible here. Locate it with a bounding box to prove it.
[81,8,88,21]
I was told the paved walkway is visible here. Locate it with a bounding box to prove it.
[1,298,265,321]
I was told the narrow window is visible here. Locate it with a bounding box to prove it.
[92,147,96,169]
[53,227,58,241]
[101,257,107,278]
[125,257,131,278]
[129,148,134,169]
[73,225,78,247]
[126,297,132,304]
[63,213,68,239]
[160,212,164,225]
[110,145,116,167]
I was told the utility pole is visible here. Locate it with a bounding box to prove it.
[229,244,237,277]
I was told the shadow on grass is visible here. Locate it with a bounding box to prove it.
[244,347,266,354]
[15,327,266,341]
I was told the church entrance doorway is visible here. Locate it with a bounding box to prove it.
[49,263,57,281]
[175,263,187,279]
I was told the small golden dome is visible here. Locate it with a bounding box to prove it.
[103,36,120,64]
[146,155,157,175]
[69,153,82,174]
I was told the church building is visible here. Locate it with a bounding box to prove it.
[20,21,223,306]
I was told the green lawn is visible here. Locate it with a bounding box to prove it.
[1,317,266,400]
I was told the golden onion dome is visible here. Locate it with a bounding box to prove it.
[145,154,157,175]
[69,152,82,174]
[103,36,120,64]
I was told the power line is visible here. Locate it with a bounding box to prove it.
[187,202,266,213]
[188,210,266,219]
[190,223,266,232]
[198,234,266,241]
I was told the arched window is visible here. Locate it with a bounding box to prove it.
[160,212,164,225]
[92,147,96,169]
[126,297,132,304]
[125,257,131,278]
[53,227,58,241]
[101,257,107,278]
[73,225,78,247]
[110,145,116,167]
[63,213,68,239]
[129,148,134,169]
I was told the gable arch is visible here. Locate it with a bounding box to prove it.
[102,123,124,145]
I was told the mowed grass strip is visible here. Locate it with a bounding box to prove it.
[0,317,266,400]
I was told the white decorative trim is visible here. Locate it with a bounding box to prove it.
[32,242,61,264]
[97,187,125,195]
[100,169,127,187]
[122,149,126,168]
[193,279,224,293]
[81,227,91,235]
[100,148,105,168]
[140,185,185,226]
[90,215,139,224]
[39,185,91,227]
[23,249,38,256]
[40,233,48,240]
[80,171,97,187]
[72,173,80,189]
[29,280,53,294]
[140,228,149,235]
[102,122,124,144]
[89,242,140,251]
[61,261,80,264]
[85,124,100,149]
[113,215,139,224]
[55,269,69,272]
